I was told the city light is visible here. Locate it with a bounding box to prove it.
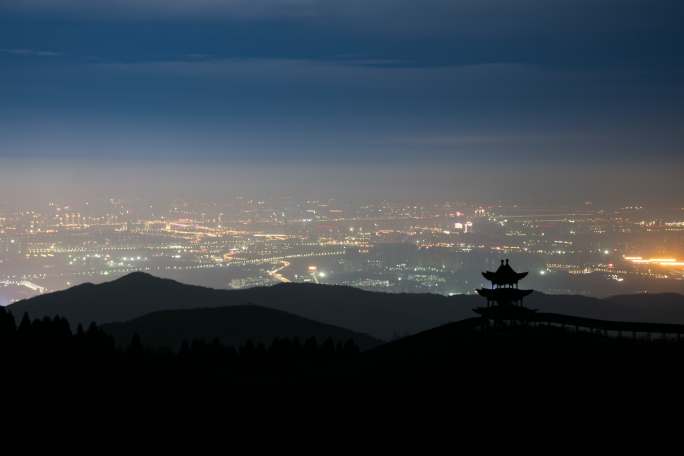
[2,198,684,304]
[624,256,684,267]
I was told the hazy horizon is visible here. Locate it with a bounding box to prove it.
[3,159,684,209]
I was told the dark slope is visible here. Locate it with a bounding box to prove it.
[527,292,684,324]
[341,317,684,388]
[526,293,627,318]
[9,272,684,340]
[101,305,381,350]
[604,293,684,322]
[231,282,479,341]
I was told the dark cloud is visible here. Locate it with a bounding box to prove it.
[5,0,681,28]
[0,48,61,57]
[3,0,317,19]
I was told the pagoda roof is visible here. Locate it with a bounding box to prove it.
[482,259,528,285]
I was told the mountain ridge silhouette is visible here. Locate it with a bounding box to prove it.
[101,304,381,350]
[9,272,684,340]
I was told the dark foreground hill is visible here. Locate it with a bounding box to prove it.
[341,317,684,388]
[10,272,684,340]
[4,305,684,393]
[101,305,380,350]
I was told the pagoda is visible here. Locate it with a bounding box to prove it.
[475,259,536,321]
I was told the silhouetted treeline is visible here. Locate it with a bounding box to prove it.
[7,306,684,391]
[0,308,360,385]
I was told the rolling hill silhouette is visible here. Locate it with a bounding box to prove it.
[9,272,684,340]
[8,272,473,339]
[338,315,684,386]
[101,304,380,350]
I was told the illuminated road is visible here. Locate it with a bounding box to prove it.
[268,261,291,283]
[0,280,47,293]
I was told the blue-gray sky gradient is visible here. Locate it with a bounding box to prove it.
[1,0,683,204]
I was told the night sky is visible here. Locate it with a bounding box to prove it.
[1,1,683,205]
